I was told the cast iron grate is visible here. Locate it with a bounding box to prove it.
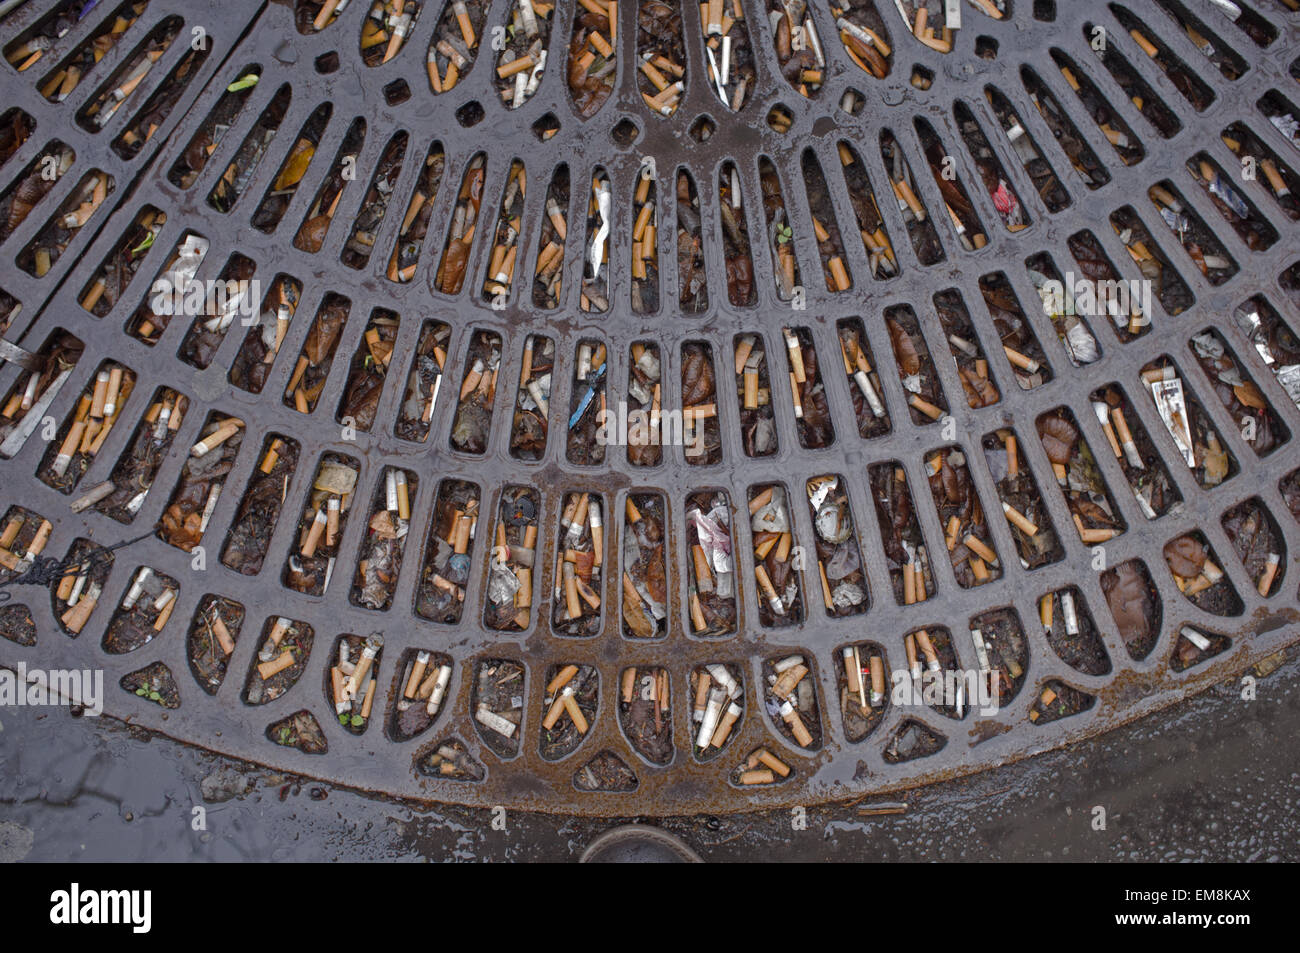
[0,0,1298,815]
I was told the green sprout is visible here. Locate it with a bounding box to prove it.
[227,73,259,93]
[776,223,793,245]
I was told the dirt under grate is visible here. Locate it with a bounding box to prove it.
[0,0,1298,815]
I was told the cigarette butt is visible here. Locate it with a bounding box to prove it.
[819,561,833,609]
[1040,593,1054,630]
[1257,553,1280,596]
[869,655,885,702]
[690,591,707,631]
[258,648,295,680]
[562,691,589,733]
[1002,500,1038,536]
[749,487,773,514]
[740,769,775,785]
[1130,28,1158,57]
[61,593,98,633]
[1005,434,1019,477]
[908,394,943,420]
[1003,346,1039,373]
[622,667,637,703]
[301,506,327,557]
[546,664,579,695]
[964,534,997,564]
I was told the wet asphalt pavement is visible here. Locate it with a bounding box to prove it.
[1,649,1296,862]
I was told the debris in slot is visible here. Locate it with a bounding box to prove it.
[1219,123,1299,222]
[126,231,210,343]
[934,289,1000,407]
[532,164,568,307]
[327,633,383,733]
[417,737,484,780]
[532,112,561,140]
[0,288,19,335]
[837,641,887,742]
[388,143,447,282]
[1164,532,1242,616]
[220,433,299,575]
[102,565,179,654]
[481,159,525,301]
[337,308,400,433]
[884,718,946,763]
[681,341,722,463]
[619,666,672,763]
[1039,587,1111,676]
[1036,407,1127,546]
[734,746,793,786]
[341,131,408,268]
[626,341,661,466]
[1087,383,1180,519]
[50,538,113,636]
[748,483,804,627]
[359,0,422,66]
[734,333,777,457]
[1146,181,1240,283]
[976,273,1051,390]
[800,150,852,291]
[758,156,805,297]
[351,467,417,611]
[167,66,263,188]
[1066,231,1150,344]
[780,328,832,448]
[689,663,743,760]
[267,710,328,754]
[916,117,987,251]
[1254,89,1300,152]
[1233,295,1300,414]
[493,0,553,110]
[244,616,314,705]
[16,169,114,277]
[622,163,658,313]
[1028,680,1095,724]
[1082,19,1181,139]
[395,319,450,443]
[762,653,822,750]
[509,334,553,460]
[283,293,351,414]
[698,0,755,110]
[1049,48,1145,166]
[1,141,74,248]
[1108,208,1192,317]
[0,108,35,174]
[0,508,52,591]
[186,595,244,695]
[391,649,454,741]
[1170,625,1231,672]
[26,0,148,98]
[836,141,898,280]
[566,0,616,117]
[101,19,204,152]
[552,491,605,637]
[177,254,257,369]
[293,118,367,253]
[1139,356,1236,489]
[540,663,596,759]
[580,167,611,311]
[1026,252,1101,366]
[868,462,934,604]
[1019,65,1110,190]
[967,609,1028,705]
[766,103,794,133]
[121,661,180,709]
[954,100,1030,233]
[925,446,1002,589]
[566,338,607,465]
[881,130,945,265]
[156,413,245,552]
[899,626,968,719]
[0,330,83,460]
[637,0,686,117]
[282,454,360,596]
[574,750,638,790]
[981,429,1064,569]
[1221,498,1284,599]
[93,386,188,524]
[228,277,303,394]
[836,319,890,438]
[435,152,486,294]
[484,486,539,632]
[206,84,292,213]
[297,0,351,32]
[426,0,487,93]
[675,169,709,313]
[621,493,667,640]
[414,479,479,623]
[885,305,948,425]
[1124,0,1244,86]
[37,361,135,494]
[4,0,125,74]
[984,86,1070,212]
[765,0,824,96]
[806,475,869,616]
[1190,328,1286,456]
[832,1,892,79]
[1100,558,1160,660]
[685,490,737,637]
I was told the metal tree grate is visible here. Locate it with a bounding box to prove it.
[1,0,1299,815]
